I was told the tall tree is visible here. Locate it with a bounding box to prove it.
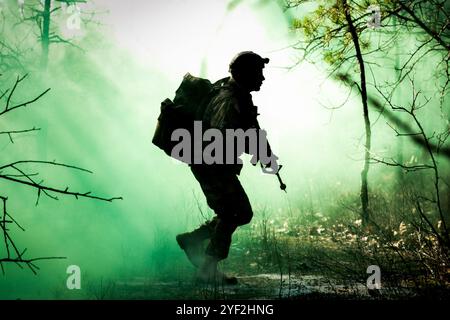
[41,0,51,67]
[341,0,371,225]
[287,0,450,226]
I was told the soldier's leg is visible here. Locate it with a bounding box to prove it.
[186,166,252,283]
[177,166,222,268]
[205,218,237,260]
[205,181,253,260]
[198,174,252,284]
[198,218,239,284]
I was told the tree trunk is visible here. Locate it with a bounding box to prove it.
[342,0,371,226]
[41,0,51,68]
[393,15,404,183]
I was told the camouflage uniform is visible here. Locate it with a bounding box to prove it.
[190,78,259,260]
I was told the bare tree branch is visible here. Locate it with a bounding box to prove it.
[0,127,41,143]
[0,74,122,274]
[0,81,50,117]
[336,73,450,160]
[398,1,450,51]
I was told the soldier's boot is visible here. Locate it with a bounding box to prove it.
[196,255,238,285]
[176,232,205,268]
[176,220,216,268]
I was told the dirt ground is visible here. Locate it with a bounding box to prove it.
[110,273,380,300]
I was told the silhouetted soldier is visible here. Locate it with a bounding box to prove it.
[176,51,278,284]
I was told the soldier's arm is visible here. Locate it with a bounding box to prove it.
[209,96,242,130]
[252,115,279,173]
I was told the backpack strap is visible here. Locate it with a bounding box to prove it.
[194,77,230,121]
[212,77,230,88]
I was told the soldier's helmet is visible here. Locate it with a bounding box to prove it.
[229,51,269,73]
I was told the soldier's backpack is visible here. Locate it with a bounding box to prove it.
[152,73,229,161]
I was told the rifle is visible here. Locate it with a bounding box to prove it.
[259,162,286,192]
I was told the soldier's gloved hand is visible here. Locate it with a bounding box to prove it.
[261,155,280,175]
